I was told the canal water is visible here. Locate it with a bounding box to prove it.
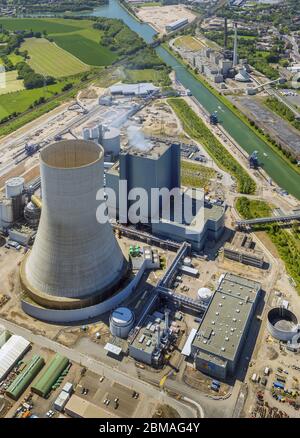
[26,0,300,198]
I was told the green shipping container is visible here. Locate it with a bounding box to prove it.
[6,354,45,400]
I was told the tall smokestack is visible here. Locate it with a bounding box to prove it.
[233,22,238,67]
[20,140,127,307]
[224,17,228,49]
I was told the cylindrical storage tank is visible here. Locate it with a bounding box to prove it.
[82,127,90,141]
[267,307,299,342]
[110,307,134,338]
[5,177,24,198]
[0,199,14,227]
[101,127,120,155]
[21,140,127,300]
[183,257,192,267]
[197,287,213,304]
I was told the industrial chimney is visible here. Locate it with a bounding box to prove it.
[233,22,238,67]
[224,17,228,49]
[21,140,127,307]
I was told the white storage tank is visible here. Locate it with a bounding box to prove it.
[0,199,14,228]
[101,127,120,155]
[82,127,90,141]
[109,307,134,338]
[5,177,24,198]
[183,257,192,267]
[197,287,213,304]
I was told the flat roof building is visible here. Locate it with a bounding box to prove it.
[166,18,189,32]
[109,83,159,97]
[65,394,117,418]
[191,273,261,379]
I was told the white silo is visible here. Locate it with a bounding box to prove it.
[20,140,127,305]
[110,307,134,338]
[197,287,213,304]
[5,177,24,198]
[101,127,120,155]
[0,199,14,229]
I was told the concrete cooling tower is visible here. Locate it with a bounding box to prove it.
[20,140,127,311]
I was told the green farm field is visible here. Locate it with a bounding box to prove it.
[0,17,117,67]
[0,18,80,34]
[0,79,75,119]
[21,38,89,77]
[51,33,116,66]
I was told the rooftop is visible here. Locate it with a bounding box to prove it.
[192,273,261,363]
[130,314,166,356]
[122,140,171,160]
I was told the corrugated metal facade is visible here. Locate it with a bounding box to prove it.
[31,354,69,398]
[6,354,45,400]
[0,335,30,381]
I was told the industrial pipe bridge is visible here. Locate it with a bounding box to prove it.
[157,285,207,314]
[236,212,300,229]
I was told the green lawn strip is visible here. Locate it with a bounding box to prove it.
[236,196,300,293]
[163,43,300,175]
[168,98,256,194]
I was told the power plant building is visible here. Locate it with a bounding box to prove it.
[106,141,225,250]
[106,141,181,221]
[191,273,261,379]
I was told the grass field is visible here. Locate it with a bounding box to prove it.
[174,36,204,52]
[51,33,116,66]
[125,68,170,85]
[21,38,89,77]
[0,79,73,119]
[0,17,117,67]
[181,160,215,189]
[0,70,24,95]
[0,18,81,33]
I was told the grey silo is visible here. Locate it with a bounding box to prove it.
[23,140,127,300]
